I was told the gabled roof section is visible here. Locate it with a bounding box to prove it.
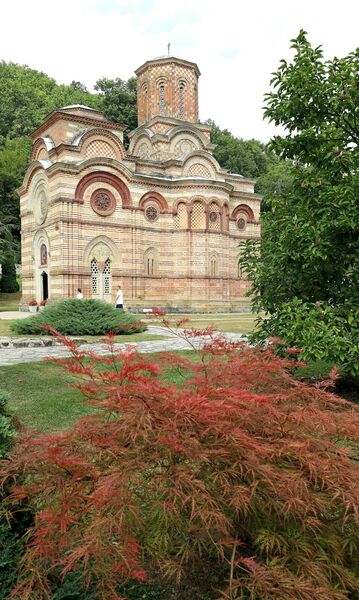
[31,105,126,140]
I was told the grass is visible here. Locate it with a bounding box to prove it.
[0,291,21,312]
[0,361,92,431]
[0,350,196,432]
[0,320,15,336]
[143,313,259,334]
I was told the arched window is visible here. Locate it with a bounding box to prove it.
[147,256,154,275]
[90,257,112,299]
[209,253,218,277]
[91,258,99,295]
[144,248,157,276]
[179,81,185,119]
[40,243,47,266]
[190,201,206,230]
[142,83,148,121]
[159,83,165,115]
[103,259,111,296]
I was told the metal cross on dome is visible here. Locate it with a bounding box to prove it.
[167,42,171,56]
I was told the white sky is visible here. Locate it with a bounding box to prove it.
[0,0,358,142]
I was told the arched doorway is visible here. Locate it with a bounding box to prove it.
[41,271,48,300]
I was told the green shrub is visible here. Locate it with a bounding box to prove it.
[0,389,16,457]
[251,298,359,377]
[10,299,146,336]
[0,389,24,600]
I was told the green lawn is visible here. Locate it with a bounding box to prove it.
[0,347,345,433]
[1,312,259,338]
[0,351,195,432]
[0,291,21,312]
[142,313,259,334]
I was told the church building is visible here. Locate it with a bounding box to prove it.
[19,55,261,312]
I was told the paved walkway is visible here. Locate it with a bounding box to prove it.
[0,327,245,366]
[0,311,32,320]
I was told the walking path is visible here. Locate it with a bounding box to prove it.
[0,326,245,366]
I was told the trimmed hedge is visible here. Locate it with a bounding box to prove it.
[11,299,146,336]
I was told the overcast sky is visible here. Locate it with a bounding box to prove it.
[1,0,358,142]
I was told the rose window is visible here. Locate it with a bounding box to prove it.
[90,189,116,216]
[209,211,218,223]
[236,217,246,230]
[145,205,159,222]
[94,192,111,211]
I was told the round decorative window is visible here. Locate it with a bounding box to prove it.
[236,217,246,230]
[90,189,116,216]
[145,205,159,222]
[209,211,218,223]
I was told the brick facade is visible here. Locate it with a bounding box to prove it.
[19,56,261,312]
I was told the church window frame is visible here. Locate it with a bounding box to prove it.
[209,252,218,277]
[141,82,149,121]
[159,81,166,115]
[91,258,100,295]
[144,247,158,276]
[40,243,48,266]
[236,216,247,231]
[145,204,159,222]
[103,258,112,296]
[90,188,116,217]
[179,80,186,119]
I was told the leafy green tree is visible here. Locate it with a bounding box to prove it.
[0,61,101,139]
[0,250,19,293]
[95,76,137,144]
[255,159,294,211]
[207,120,270,178]
[241,31,359,376]
[0,137,32,249]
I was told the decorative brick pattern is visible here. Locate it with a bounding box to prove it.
[138,142,151,158]
[85,140,116,159]
[187,163,211,178]
[137,58,199,126]
[37,148,48,160]
[20,67,261,312]
[190,201,206,229]
[174,203,188,229]
[208,203,221,231]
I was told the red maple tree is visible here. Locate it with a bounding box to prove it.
[2,320,359,599]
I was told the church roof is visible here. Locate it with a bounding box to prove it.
[135,55,200,77]
[60,104,99,112]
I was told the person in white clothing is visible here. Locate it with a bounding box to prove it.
[76,288,84,299]
[116,285,123,309]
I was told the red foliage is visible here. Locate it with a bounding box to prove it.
[2,318,359,599]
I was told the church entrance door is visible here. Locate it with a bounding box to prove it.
[41,271,49,301]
